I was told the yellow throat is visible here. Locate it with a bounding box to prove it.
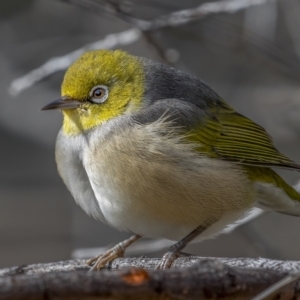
[61,50,145,135]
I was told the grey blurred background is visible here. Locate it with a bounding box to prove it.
[1,0,300,268]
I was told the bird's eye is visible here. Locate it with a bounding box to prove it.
[89,85,109,104]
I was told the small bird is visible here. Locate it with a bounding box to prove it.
[43,49,300,270]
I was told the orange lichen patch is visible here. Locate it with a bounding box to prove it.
[121,268,150,285]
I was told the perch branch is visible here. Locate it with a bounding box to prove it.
[0,259,299,300]
[2,256,300,277]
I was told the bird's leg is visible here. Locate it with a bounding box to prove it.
[156,223,212,270]
[87,234,141,271]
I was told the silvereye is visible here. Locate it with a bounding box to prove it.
[42,50,300,270]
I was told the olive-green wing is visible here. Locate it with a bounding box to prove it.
[193,100,300,170]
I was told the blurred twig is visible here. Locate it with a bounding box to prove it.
[9,0,277,95]
[59,0,278,31]
[137,0,277,31]
[9,28,141,96]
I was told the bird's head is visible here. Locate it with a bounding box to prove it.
[42,50,145,135]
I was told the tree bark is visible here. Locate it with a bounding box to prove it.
[0,257,300,300]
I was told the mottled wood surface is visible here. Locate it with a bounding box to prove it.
[0,257,299,300]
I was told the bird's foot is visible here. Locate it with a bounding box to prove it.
[87,243,125,271]
[87,234,141,271]
[156,249,180,270]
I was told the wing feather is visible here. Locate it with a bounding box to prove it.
[193,101,300,170]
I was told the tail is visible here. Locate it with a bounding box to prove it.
[249,167,300,216]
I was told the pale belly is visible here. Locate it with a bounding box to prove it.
[83,152,255,241]
[57,120,256,242]
[94,183,252,242]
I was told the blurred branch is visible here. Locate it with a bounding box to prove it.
[9,0,278,95]
[59,0,278,31]
[59,0,135,24]
[135,0,278,31]
[0,258,299,300]
[9,28,141,96]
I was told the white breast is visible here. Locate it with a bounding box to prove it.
[77,118,256,241]
[55,130,106,222]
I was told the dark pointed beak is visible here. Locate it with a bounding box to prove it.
[41,96,81,111]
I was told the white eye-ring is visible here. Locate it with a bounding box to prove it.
[89,85,109,104]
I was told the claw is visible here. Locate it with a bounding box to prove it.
[156,224,212,269]
[86,255,100,266]
[88,244,125,271]
[156,250,180,270]
[86,234,141,271]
